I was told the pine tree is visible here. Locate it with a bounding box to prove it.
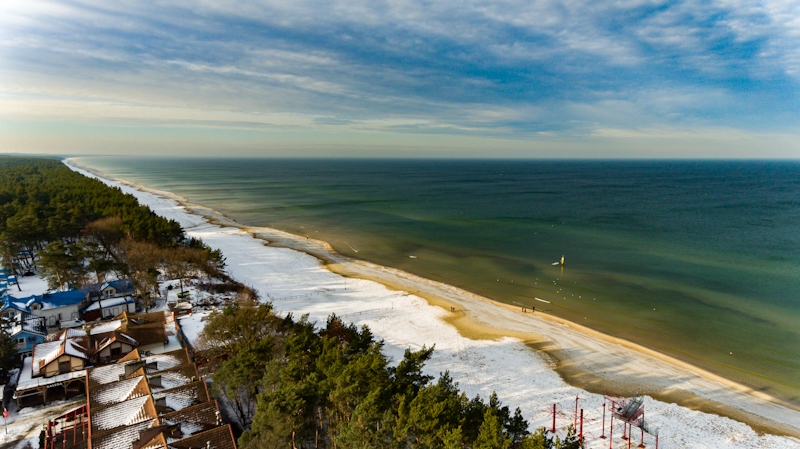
[0,315,18,375]
[519,428,554,449]
[474,408,512,449]
[442,426,464,449]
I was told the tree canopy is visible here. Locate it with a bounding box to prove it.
[0,157,183,248]
[202,299,583,449]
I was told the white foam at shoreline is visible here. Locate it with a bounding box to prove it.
[65,159,800,448]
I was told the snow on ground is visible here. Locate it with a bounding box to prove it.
[66,160,800,449]
[0,397,84,449]
[10,275,50,298]
[177,310,212,349]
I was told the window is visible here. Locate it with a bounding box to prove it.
[59,360,70,374]
[111,347,122,356]
[48,316,56,326]
[71,312,78,320]
[16,338,25,348]
[27,336,36,343]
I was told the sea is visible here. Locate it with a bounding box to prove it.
[75,157,800,401]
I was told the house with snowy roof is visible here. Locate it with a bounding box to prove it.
[14,314,173,408]
[9,313,47,357]
[81,295,136,321]
[1,277,136,329]
[88,311,171,363]
[42,348,237,449]
[14,330,91,407]
[31,331,90,378]
[3,289,89,329]
[81,278,136,321]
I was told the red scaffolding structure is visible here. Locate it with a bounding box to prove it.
[43,405,89,449]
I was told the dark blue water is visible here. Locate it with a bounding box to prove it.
[76,157,800,400]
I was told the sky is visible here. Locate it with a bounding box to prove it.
[1,0,799,158]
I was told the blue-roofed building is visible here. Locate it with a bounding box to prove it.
[80,278,136,321]
[86,278,134,301]
[5,289,90,329]
[9,313,47,357]
[2,277,136,329]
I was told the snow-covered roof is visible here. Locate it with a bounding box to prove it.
[0,298,29,314]
[18,289,87,310]
[143,351,188,372]
[31,338,89,376]
[160,401,220,438]
[83,278,134,299]
[82,296,134,312]
[95,331,139,352]
[148,368,193,392]
[88,360,146,387]
[91,419,156,449]
[91,395,154,432]
[153,381,208,412]
[16,356,86,391]
[46,327,87,341]
[91,375,148,407]
[89,320,122,335]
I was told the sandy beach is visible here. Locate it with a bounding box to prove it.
[66,158,800,448]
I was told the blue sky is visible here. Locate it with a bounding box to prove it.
[1,0,799,157]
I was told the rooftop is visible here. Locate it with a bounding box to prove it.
[30,338,89,376]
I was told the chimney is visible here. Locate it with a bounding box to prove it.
[122,360,146,378]
[149,374,163,388]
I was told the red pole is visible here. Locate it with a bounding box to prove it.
[579,409,584,440]
[552,404,557,433]
[601,403,606,438]
[574,396,580,428]
[628,427,632,449]
[656,435,659,449]
[639,408,646,448]
[622,421,628,440]
[609,416,614,449]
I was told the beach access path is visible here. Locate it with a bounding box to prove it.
[65,159,800,449]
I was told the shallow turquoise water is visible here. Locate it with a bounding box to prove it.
[76,157,800,400]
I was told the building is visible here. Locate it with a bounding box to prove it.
[81,279,136,321]
[89,311,170,363]
[15,329,90,407]
[15,312,176,408]
[43,348,237,449]
[24,289,89,327]
[9,313,47,357]
[2,289,88,329]
[1,278,136,329]
[81,295,136,322]
[32,330,91,378]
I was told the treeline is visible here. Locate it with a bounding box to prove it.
[0,156,223,301]
[202,298,582,449]
[0,157,182,250]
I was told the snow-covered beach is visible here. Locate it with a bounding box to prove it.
[65,158,800,448]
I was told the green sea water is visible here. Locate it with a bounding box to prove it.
[75,157,800,401]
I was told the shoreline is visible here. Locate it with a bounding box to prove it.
[65,158,800,442]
